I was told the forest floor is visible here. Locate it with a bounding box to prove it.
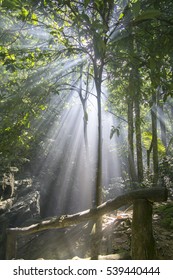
[1,188,173,259]
[100,201,173,260]
[72,201,173,260]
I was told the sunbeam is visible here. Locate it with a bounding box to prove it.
[29,81,122,218]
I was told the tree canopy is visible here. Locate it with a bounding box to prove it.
[0,0,173,187]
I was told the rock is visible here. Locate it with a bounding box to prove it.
[0,199,14,215]
[0,178,41,259]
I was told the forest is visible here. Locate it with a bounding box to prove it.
[0,0,173,260]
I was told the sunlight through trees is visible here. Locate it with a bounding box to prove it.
[0,0,173,260]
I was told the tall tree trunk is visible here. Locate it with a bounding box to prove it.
[90,61,104,260]
[133,40,143,183]
[127,35,137,184]
[95,92,102,206]
[135,94,143,182]
[158,103,167,148]
[127,94,137,183]
[78,61,89,150]
[130,39,154,260]
[151,91,159,185]
[93,59,104,207]
[147,140,153,171]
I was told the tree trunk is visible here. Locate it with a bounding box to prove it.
[158,103,167,148]
[151,91,159,185]
[131,199,156,259]
[147,140,153,170]
[127,96,137,182]
[90,60,104,259]
[130,39,153,260]
[81,99,88,149]
[78,58,89,150]
[135,94,143,182]
[95,92,103,206]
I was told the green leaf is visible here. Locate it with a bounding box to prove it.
[39,105,47,111]
[21,7,29,18]
[119,13,124,20]
[43,0,47,6]
[31,13,38,25]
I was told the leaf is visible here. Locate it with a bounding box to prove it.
[43,0,47,6]
[21,7,29,18]
[39,105,47,111]
[31,13,38,25]
[119,13,124,20]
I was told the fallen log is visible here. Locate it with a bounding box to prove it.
[6,187,167,236]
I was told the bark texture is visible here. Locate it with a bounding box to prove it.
[131,199,155,259]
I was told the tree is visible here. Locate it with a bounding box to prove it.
[1,0,173,259]
[106,0,173,259]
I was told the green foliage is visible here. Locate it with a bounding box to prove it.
[0,0,173,181]
[1,0,20,10]
[134,9,161,22]
[130,0,141,18]
[142,131,166,155]
[157,139,166,155]
[142,131,152,150]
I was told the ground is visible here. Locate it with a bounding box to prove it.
[1,186,173,259]
[72,201,173,260]
[99,201,173,260]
